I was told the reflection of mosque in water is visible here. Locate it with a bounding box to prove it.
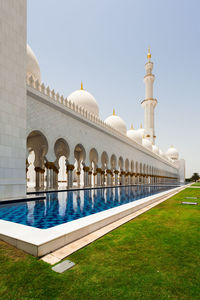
[25,186,169,228]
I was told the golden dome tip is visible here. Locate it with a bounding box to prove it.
[80,82,84,90]
[147,47,151,61]
[113,108,115,115]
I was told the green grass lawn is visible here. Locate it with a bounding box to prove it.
[0,188,200,300]
[191,182,200,186]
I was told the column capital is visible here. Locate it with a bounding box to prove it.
[83,166,89,172]
[96,168,102,173]
[67,164,75,171]
[106,169,112,175]
[45,162,54,169]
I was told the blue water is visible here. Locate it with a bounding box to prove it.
[0,186,176,229]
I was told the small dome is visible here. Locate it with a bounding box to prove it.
[159,149,165,158]
[27,44,41,82]
[166,145,179,160]
[138,124,146,139]
[127,126,142,144]
[105,110,127,135]
[142,138,152,150]
[152,144,159,155]
[68,83,99,117]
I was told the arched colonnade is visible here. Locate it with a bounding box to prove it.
[26,130,179,190]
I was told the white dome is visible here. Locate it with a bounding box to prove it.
[159,149,165,158]
[166,146,179,160]
[27,44,41,82]
[68,84,99,117]
[142,138,152,150]
[152,144,159,155]
[127,127,142,144]
[105,111,127,135]
[138,127,145,138]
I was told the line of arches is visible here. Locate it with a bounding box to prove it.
[26,130,179,190]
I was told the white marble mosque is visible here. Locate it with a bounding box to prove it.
[0,0,185,201]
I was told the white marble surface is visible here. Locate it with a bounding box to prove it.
[0,0,27,199]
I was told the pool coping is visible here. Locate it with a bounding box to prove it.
[0,185,186,257]
[26,184,182,195]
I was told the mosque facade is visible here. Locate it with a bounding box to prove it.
[0,1,185,200]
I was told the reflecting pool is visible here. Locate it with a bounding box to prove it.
[0,185,176,229]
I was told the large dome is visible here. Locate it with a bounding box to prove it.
[127,125,142,144]
[152,144,159,155]
[105,110,127,135]
[68,83,99,117]
[138,124,145,136]
[27,44,41,82]
[166,145,179,160]
[142,138,152,150]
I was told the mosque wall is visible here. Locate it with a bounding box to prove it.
[0,0,27,199]
[27,89,178,177]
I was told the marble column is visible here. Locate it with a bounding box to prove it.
[101,170,105,186]
[114,170,119,186]
[121,171,125,185]
[106,169,112,186]
[88,171,92,187]
[67,164,74,188]
[96,168,102,186]
[83,166,89,187]
[40,169,45,189]
[76,171,81,187]
[34,167,41,189]
[46,167,50,189]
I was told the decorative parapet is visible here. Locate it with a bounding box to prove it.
[26,75,175,167]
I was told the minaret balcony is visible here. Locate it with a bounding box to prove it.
[141,98,157,107]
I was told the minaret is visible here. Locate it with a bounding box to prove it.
[141,48,157,144]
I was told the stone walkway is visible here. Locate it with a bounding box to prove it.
[41,187,183,265]
[188,186,200,188]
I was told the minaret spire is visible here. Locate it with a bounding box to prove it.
[141,48,157,144]
[147,47,151,62]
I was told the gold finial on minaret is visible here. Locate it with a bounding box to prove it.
[113,108,115,115]
[80,82,84,90]
[140,122,143,128]
[131,124,134,130]
[147,47,151,61]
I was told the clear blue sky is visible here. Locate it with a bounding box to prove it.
[27,0,200,178]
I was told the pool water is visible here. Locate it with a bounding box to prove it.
[0,186,176,229]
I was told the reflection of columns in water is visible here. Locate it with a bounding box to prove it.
[33,198,46,227]
[75,191,81,216]
[58,192,67,217]
[65,191,74,220]
[83,190,92,212]
[106,188,113,205]
[27,201,36,226]
[114,187,119,204]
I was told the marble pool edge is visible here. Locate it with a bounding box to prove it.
[0,185,186,257]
